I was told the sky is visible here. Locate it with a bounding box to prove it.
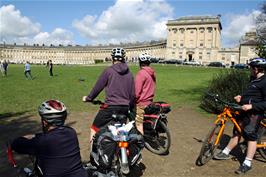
[0,0,264,47]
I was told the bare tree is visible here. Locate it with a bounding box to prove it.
[256,1,266,58]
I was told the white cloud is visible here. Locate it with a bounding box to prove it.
[33,28,74,46]
[0,4,41,42]
[222,10,261,47]
[0,4,74,45]
[73,0,173,44]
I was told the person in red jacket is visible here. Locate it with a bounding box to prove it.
[135,53,156,135]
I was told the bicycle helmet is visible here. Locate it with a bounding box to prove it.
[38,100,67,126]
[111,47,126,61]
[249,58,266,68]
[138,53,151,63]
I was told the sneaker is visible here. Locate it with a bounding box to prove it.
[235,164,252,174]
[213,151,232,160]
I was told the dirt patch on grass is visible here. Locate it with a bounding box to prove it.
[0,106,265,177]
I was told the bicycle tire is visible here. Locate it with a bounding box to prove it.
[257,126,266,160]
[196,123,223,166]
[144,121,171,155]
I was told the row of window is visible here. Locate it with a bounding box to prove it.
[172,27,215,34]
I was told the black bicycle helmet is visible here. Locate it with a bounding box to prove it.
[249,57,266,68]
[111,47,126,61]
[38,100,67,126]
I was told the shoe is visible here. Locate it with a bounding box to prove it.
[213,151,232,160]
[235,164,252,174]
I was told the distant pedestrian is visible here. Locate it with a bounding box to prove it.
[0,61,4,76]
[2,60,8,76]
[24,61,33,79]
[46,60,53,76]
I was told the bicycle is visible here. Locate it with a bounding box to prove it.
[196,93,266,166]
[85,100,143,177]
[142,101,171,155]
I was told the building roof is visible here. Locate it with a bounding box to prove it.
[167,15,222,30]
[241,39,258,46]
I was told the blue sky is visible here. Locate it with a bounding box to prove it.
[0,0,264,47]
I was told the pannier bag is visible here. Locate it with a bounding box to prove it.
[144,101,171,115]
[92,128,116,169]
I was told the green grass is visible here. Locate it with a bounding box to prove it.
[0,64,223,114]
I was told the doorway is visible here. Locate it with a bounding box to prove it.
[188,54,193,61]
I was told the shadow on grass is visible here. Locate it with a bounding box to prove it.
[0,111,40,177]
[0,110,32,120]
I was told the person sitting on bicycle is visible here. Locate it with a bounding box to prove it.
[214,58,266,174]
[82,47,135,146]
[135,53,156,135]
[11,100,88,177]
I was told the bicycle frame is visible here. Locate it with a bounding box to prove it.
[213,106,266,148]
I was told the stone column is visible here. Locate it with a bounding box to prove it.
[212,27,216,48]
[204,27,207,48]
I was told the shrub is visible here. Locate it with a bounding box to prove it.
[200,69,250,113]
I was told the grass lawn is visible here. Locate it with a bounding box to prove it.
[0,64,224,115]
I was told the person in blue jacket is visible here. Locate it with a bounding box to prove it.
[214,58,266,174]
[11,100,88,177]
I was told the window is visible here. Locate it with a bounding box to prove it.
[172,51,175,54]
[199,56,202,59]
[208,28,212,33]
[190,30,194,34]
[179,52,183,54]
[199,52,202,54]
[200,30,204,33]
[173,43,176,47]
[222,57,225,60]
[179,56,182,59]
[200,43,204,47]
[180,43,183,47]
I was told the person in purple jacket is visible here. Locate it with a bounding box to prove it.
[82,47,135,145]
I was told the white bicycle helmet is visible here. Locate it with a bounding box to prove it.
[249,58,266,68]
[111,47,126,60]
[138,53,151,63]
[38,100,67,126]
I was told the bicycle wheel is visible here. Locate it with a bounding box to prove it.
[196,123,223,166]
[257,126,266,160]
[144,121,171,155]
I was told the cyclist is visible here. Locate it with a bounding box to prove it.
[214,58,266,174]
[135,53,156,135]
[11,100,88,177]
[82,47,135,145]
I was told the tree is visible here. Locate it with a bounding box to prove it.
[256,2,266,58]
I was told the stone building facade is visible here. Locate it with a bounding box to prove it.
[166,16,222,65]
[0,41,166,65]
[0,16,258,65]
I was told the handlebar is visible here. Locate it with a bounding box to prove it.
[205,92,243,111]
[91,100,104,105]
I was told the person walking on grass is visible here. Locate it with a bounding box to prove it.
[46,60,53,77]
[24,61,33,79]
[214,58,266,174]
[2,60,8,76]
[135,53,156,135]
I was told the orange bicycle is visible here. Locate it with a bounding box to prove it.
[196,93,266,166]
